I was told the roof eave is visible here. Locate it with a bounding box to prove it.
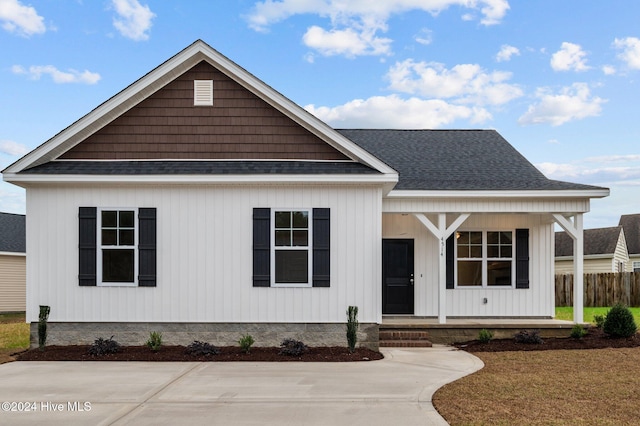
[386,189,610,199]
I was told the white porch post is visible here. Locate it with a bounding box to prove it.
[414,213,469,324]
[553,213,584,323]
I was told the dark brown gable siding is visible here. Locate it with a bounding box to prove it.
[60,62,349,161]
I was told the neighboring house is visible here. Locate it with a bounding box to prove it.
[555,226,629,274]
[2,40,608,347]
[0,212,26,313]
[619,214,640,272]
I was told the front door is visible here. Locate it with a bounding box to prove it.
[382,239,414,314]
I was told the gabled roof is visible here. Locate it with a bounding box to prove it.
[339,129,607,192]
[0,212,25,253]
[555,226,624,257]
[619,214,640,255]
[2,40,395,180]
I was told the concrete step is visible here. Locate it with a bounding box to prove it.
[379,329,433,347]
[380,340,433,348]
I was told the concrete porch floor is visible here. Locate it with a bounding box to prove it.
[381,317,577,344]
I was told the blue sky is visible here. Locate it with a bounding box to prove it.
[1,0,639,228]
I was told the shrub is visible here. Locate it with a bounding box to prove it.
[570,324,588,339]
[186,340,220,356]
[603,303,638,338]
[514,329,543,344]
[146,331,163,351]
[593,314,605,329]
[88,336,120,356]
[279,338,308,357]
[346,305,359,353]
[478,328,493,344]
[38,305,50,351]
[238,334,255,354]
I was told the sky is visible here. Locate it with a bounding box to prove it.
[1,0,639,229]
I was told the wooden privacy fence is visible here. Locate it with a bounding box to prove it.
[555,272,640,307]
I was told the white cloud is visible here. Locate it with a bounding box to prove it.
[414,28,432,46]
[303,23,391,57]
[613,37,640,70]
[0,0,46,36]
[305,94,492,129]
[518,83,605,126]
[602,65,616,75]
[246,0,510,57]
[386,59,523,106]
[110,0,155,41]
[12,64,101,84]
[0,139,29,156]
[550,42,590,72]
[496,44,519,62]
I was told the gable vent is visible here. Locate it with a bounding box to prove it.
[194,80,213,106]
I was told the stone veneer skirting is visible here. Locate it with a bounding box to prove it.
[31,322,379,351]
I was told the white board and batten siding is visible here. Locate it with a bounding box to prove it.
[0,253,26,312]
[26,184,382,324]
[383,213,556,318]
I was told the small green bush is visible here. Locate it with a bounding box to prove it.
[570,324,588,339]
[238,334,255,354]
[88,336,120,356]
[603,304,638,338]
[593,314,605,329]
[186,340,220,356]
[346,306,359,353]
[279,338,308,357]
[38,305,50,351]
[478,328,493,343]
[514,329,543,344]
[146,331,163,351]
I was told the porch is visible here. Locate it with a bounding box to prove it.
[380,316,577,346]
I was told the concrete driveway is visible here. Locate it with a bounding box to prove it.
[0,346,482,425]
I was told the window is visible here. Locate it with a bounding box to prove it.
[456,231,513,287]
[78,207,156,287]
[273,210,312,286]
[634,261,640,273]
[99,209,137,286]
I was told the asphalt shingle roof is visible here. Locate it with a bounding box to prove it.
[619,214,640,255]
[555,226,623,257]
[338,129,604,191]
[21,161,379,175]
[0,212,25,253]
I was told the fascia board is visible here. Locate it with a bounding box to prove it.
[3,172,398,186]
[386,189,610,199]
[0,251,26,257]
[4,40,397,179]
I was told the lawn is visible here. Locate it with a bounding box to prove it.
[434,347,640,425]
[555,306,640,325]
[0,313,29,364]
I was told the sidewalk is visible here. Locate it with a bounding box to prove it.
[0,346,483,425]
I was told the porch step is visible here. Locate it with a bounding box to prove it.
[379,330,433,348]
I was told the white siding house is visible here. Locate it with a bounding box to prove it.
[3,40,608,348]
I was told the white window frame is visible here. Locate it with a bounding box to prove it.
[271,208,313,288]
[97,207,138,287]
[455,230,515,289]
[633,261,640,273]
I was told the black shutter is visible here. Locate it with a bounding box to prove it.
[253,208,271,287]
[78,207,97,286]
[516,228,529,289]
[312,208,330,287]
[446,234,455,289]
[138,208,157,287]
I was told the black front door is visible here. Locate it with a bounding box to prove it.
[382,239,414,314]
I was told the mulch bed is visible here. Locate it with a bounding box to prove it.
[15,345,383,362]
[455,328,640,352]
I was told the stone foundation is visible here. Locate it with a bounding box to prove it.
[31,322,380,351]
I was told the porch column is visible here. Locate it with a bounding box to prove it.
[414,213,470,324]
[553,213,584,323]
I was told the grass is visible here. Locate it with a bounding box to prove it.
[0,313,29,364]
[434,348,640,425]
[556,306,640,325]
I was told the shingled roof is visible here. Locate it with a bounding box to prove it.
[619,214,640,255]
[338,129,604,191]
[555,226,623,257]
[0,212,25,253]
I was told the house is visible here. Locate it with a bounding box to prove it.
[555,226,629,273]
[619,214,640,272]
[0,212,26,313]
[2,40,609,348]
